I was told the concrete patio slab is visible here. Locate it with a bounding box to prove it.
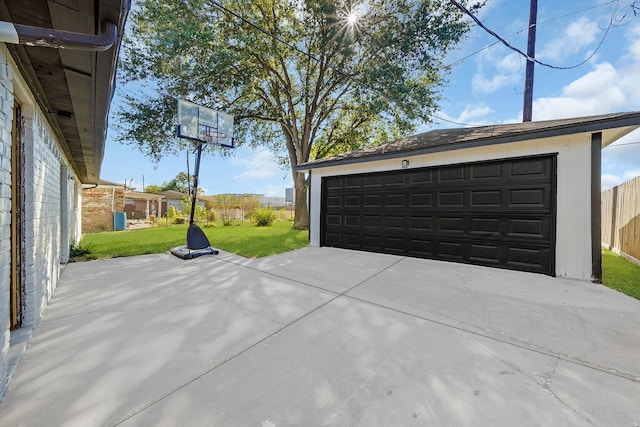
[1,247,639,427]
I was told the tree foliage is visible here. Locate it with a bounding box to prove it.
[144,184,164,194]
[117,0,482,228]
[161,172,191,194]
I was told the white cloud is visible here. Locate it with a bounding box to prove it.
[601,174,622,190]
[429,104,494,129]
[496,52,521,74]
[471,74,513,93]
[540,16,599,62]
[230,149,280,181]
[601,170,640,190]
[457,103,494,124]
[471,51,522,94]
[472,72,517,94]
[623,169,640,181]
[602,130,640,190]
[532,63,627,120]
[626,23,640,59]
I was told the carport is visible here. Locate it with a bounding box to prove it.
[297,112,640,280]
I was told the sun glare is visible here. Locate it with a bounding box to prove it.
[347,11,358,25]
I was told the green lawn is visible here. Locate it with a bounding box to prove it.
[79,220,308,259]
[602,249,640,300]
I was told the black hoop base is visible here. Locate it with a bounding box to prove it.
[170,245,220,260]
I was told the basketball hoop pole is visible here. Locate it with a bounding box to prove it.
[189,142,203,225]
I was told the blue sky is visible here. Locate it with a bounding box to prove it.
[101,0,640,194]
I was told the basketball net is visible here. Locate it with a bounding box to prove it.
[201,127,228,145]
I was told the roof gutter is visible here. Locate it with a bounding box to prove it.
[0,20,117,51]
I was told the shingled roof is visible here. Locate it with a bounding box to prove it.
[296,112,640,171]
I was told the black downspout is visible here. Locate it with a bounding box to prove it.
[591,132,602,282]
[0,20,117,51]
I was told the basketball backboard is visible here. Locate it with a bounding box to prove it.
[177,99,234,147]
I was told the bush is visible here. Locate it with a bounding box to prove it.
[174,217,186,224]
[69,244,95,262]
[252,207,276,227]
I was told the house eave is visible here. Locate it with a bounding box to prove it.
[0,0,130,184]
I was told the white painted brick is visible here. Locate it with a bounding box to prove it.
[0,46,10,399]
[0,47,83,397]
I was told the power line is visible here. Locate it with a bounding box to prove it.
[205,0,472,127]
[448,0,620,70]
[446,0,621,68]
[205,0,636,130]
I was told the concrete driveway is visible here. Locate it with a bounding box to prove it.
[1,247,639,426]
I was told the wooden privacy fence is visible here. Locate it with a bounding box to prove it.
[602,176,640,263]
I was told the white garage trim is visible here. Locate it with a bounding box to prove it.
[305,134,591,280]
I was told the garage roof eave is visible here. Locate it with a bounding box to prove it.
[296,111,640,171]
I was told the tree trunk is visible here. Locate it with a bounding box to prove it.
[293,171,309,230]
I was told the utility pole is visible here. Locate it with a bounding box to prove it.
[523,0,538,122]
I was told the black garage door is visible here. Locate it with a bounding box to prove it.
[321,155,556,275]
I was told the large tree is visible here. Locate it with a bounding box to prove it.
[117,0,482,229]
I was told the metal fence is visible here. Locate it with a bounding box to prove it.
[602,176,640,264]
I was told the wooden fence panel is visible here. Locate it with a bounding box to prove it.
[602,176,640,263]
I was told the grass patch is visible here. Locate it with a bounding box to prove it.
[80,220,308,260]
[602,249,640,300]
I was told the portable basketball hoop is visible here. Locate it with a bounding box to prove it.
[170,99,236,260]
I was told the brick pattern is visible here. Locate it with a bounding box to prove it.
[22,104,65,326]
[0,46,83,398]
[0,45,14,399]
[82,187,125,232]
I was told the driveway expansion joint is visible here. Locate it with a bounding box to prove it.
[112,255,408,426]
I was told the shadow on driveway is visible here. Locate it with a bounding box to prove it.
[1,247,639,426]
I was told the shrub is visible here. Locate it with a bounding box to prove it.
[207,208,217,222]
[69,244,95,262]
[174,217,186,224]
[167,206,177,223]
[252,207,276,227]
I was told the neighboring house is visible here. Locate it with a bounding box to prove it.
[159,190,187,213]
[124,190,163,220]
[159,190,204,214]
[81,180,125,232]
[0,0,129,398]
[297,112,640,281]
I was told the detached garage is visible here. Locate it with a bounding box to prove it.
[296,112,640,281]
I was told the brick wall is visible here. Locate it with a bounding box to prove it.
[21,103,65,326]
[0,45,83,398]
[0,45,14,399]
[82,186,125,232]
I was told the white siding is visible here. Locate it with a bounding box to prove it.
[308,134,596,280]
